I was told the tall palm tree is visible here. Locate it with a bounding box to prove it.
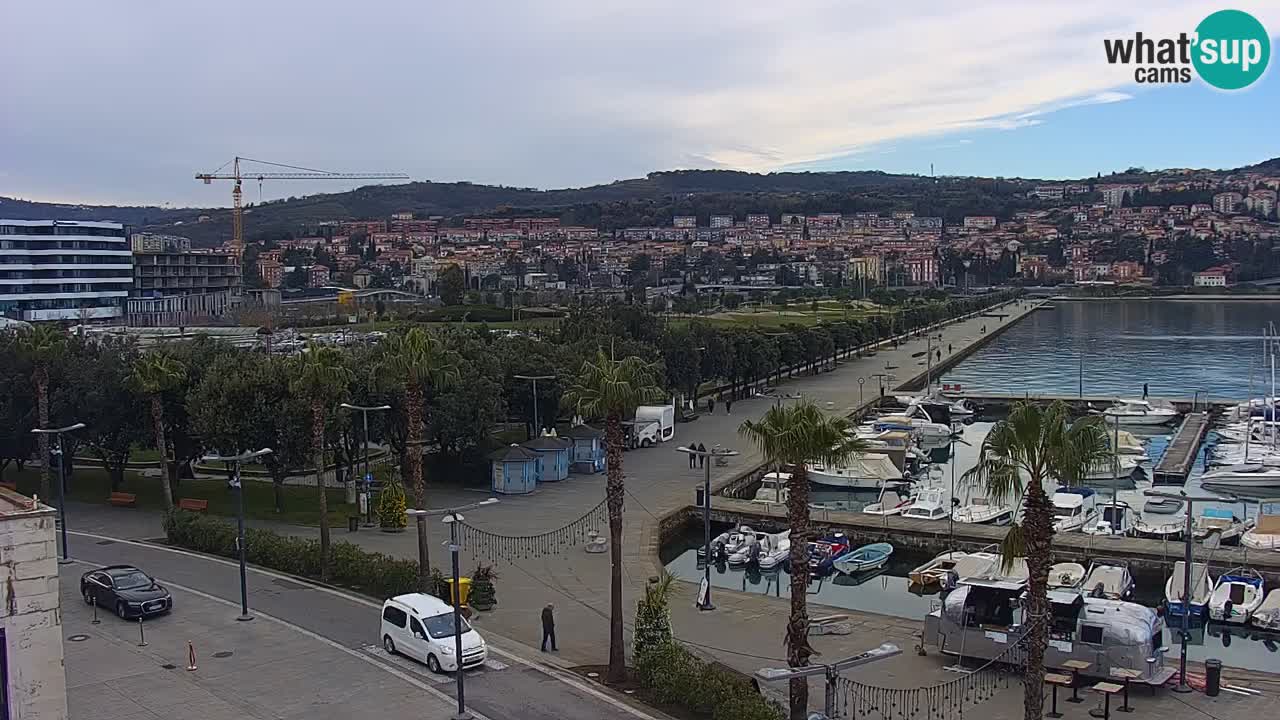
[563,348,663,685]
[17,326,66,499]
[291,344,353,583]
[379,328,460,580]
[132,351,187,511]
[962,401,1110,720]
[739,402,867,720]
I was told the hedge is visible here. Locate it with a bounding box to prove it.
[636,642,784,720]
[163,511,447,600]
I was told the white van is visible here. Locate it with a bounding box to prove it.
[380,593,487,673]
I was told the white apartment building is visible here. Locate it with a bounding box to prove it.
[1213,192,1243,214]
[1,220,133,321]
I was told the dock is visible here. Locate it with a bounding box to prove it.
[1152,412,1211,485]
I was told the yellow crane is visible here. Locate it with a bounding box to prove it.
[196,156,409,255]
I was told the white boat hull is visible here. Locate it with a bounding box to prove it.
[1104,413,1177,426]
[1241,530,1280,551]
[807,470,885,489]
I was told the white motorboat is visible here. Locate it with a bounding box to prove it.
[1143,495,1185,515]
[1132,514,1185,541]
[1199,465,1280,491]
[1052,487,1099,533]
[727,531,765,566]
[908,549,996,587]
[1165,560,1214,618]
[751,472,791,504]
[950,497,1014,526]
[704,524,754,560]
[807,453,904,489]
[870,414,955,442]
[861,481,914,516]
[1098,399,1179,426]
[1083,500,1136,537]
[1083,454,1144,481]
[1241,528,1280,550]
[1082,559,1135,600]
[832,542,894,575]
[1048,562,1086,590]
[1254,589,1280,631]
[901,488,950,521]
[1240,500,1280,550]
[1192,507,1254,545]
[755,530,791,571]
[1208,568,1265,624]
[1113,430,1149,458]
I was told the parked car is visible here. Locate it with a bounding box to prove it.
[380,593,487,673]
[80,565,173,619]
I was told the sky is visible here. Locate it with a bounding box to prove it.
[2,1,1278,208]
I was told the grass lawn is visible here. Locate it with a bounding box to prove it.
[2,466,357,528]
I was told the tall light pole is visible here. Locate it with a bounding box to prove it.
[677,445,738,610]
[204,448,273,621]
[434,498,499,720]
[339,403,391,522]
[755,643,902,719]
[513,374,555,438]
[31,422,85,563]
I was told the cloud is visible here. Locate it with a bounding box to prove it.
[0,0,1274,204]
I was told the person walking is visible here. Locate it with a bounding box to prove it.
[541,604,557,652]
[725,398,733,414]
[688,445,697,469]
[708,396,716,414]
[697,442,707,468]
[1143,382,1149,399]
[948,343,953,354]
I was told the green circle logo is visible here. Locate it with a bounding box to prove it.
[1192,10,1270,90]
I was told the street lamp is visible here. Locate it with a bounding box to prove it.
[31,422,85,563]
[204,448,273,621]
[513,374,556,438]
[437,498,499,720]
[339,403,391,523]
[676,445,739,610]
[755,643,902,719]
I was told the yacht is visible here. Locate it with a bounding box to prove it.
[807,453,904,489]
[1165,560,1214,619]
[900,487,950,521]
[950,497,1014,526]
[1132,514,1185,541]
[1192,507,1254,545]
[861,482,914,516]
[751,472,791,505]
[1052,487,1099,533]
[1199,465,1280,492]
[1240,500,1280,550]
[1081,559,1135,600]
[1207,568,1265,625]
[1113,430,1150,459]
[1099,399,1179,426]
[1082,454,1144,481]
[1082,500,1135,537]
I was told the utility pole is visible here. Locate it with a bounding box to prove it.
[678,445,738,610]
[30,423,85,563]
[204,448,274,621]
[514,374,555,438]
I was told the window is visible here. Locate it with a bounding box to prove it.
[409,617,425,637]
[1080,624,1104,645]
[423,612,471,639]
[382,605,407,628]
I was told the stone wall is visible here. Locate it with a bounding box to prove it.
[0,500,66,720]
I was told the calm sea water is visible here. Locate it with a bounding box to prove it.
[939,300,1280,400]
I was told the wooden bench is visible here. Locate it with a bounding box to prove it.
[1044,673,1073,718]
[177,498,209,513]
[108,492,137,507]
[0,480,17,492]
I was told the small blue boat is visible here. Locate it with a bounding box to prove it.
[833,542,894,575]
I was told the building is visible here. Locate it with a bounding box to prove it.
[257,259,284,288]
[130,232,191,253]
[132,250,242,298]
[1246,189,1277,217]
[709,215,733,228]
[1193,266,1230,287]
[847,255,883,284]
[746,214,770,227]
[0,219,133,321]
[308,264,331,287]
[962,216,997,230]
[672,216,697,229]
[352,268,374,289]
[1212,192,1243,214]
[1100,185,1137,208]
[0,488,68,720]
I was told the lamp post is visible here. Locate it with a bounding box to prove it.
[433,498,499,720]
[513,374,556,438]
[31,422,85,563]
[755,643,902,719]
[676,445,739,610]
[339,403,391,523]
[204,448,273,621]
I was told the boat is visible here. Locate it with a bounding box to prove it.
[807,534,852,576]
[861,482,914,516]
[1132,514,1185,541]
[754,531,791,571]
[1165,560,1214,618]
[1200,466,1280,491]
[872,415,956,442]
[950,497,1014,526]
[726,531,764,566]
[1099,398,1179,426]
[1192,507,1255,545]
[1240,499,1280,550]
[1082,500,1136,537]
[1207,568,1265,625]
[703,524,753,560]
[1081,559,1135,600]
[908,548,996,588]
[1083,454,1145,481]
[1113,429,1149,458]
[1048,562,1086,590]
[1051,487,1099,533]
[901,488,950,521]
[751,472,791,504]
[832,542,894,575]
[806,453,905,489]
[1144,496,1185,514]
[1254,589,1280,631]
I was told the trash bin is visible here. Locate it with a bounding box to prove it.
[445,577,472,606]
[1204,658,1222,697]
[695,486,706,508]
[348,516,360,532]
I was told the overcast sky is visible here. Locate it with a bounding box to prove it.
[3,1,1277,207]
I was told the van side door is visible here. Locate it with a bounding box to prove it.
[408,616,431,663]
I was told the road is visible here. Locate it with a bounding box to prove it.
[65,529,666,720]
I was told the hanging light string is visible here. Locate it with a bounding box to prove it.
[459,498,608,562]
[837,619,1043,720]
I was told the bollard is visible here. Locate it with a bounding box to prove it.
[91,597,100,625]
[187,642,198,671]
[137,616,147,647]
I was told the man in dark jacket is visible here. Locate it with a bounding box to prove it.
[541,604,557,651]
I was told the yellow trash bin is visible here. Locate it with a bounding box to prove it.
[445,577,472,606]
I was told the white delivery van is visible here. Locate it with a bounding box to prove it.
[634,404,675,443]
[380,593,487,673]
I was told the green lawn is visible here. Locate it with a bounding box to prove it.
[2,466,357,528]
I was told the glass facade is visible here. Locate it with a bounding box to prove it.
[0,220,133,321]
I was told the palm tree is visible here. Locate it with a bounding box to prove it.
[291,343,353,583]
[132,351,187,511]
[17,326,66,499]
[961,401,1110,720]
[563,348,663,685]
[379,328,460,579]
[739,401,867,720]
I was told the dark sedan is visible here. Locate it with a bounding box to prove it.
[80,565,173,619]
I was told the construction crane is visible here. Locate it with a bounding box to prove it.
[196,156,409,255]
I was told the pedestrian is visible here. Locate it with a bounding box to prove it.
[725,399,733,414]
[1143,382,1149,399]
[688,445,697,469]
[935,349,941,362]
[948,343,953,354]
[541,603,557,652]
[708,396,716,414]
[697,442,707,468]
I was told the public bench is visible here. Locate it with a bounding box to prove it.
[178,498,209,513]
[108,492,137,507]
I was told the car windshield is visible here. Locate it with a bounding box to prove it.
[422,612,472,639]
[113,571,153,590]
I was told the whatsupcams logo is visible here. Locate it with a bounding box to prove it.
[1104,9,1270,89]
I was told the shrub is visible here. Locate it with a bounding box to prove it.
[469,564,498,609]
[634,572,674,657]
[634,641,783,720]
[377,474,407,530]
